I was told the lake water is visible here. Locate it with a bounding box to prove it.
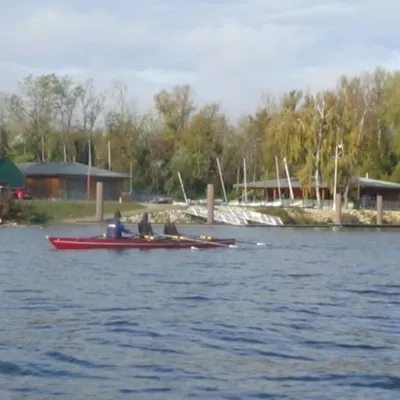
[0,224,399,399]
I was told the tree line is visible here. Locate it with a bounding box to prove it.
[0,68,400,204]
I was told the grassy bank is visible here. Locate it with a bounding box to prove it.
[28,200,144,223]
[0,197,144,225]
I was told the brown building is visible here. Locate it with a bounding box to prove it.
[18,162,130,201]
[233,177,332,201]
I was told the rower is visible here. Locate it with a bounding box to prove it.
[138,212,154,237]
[163,215,179,236]
[106,210,132,239]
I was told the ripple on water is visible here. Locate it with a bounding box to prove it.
[0,227,400,399]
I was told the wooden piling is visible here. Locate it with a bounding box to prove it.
[96,181,104,221]
[334,193,342,225]
[207,183,214,224]
[376,195,383,225]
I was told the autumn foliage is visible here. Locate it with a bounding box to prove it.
[1,68,400,203]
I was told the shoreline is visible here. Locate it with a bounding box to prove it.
[4,203,400,230]
[3,221,400,231]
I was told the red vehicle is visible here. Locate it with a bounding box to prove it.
[12,188,31,200]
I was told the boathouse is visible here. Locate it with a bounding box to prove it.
[233,177,331,202]
[17,162,130,201]
[233,176,400,209]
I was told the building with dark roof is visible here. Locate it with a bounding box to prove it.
[233,177,332,201]
[233,176,400,203]
[350,177,400,207]
[18,162,130,201]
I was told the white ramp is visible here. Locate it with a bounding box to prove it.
[184,206,284,226]
[227,207,283,226]
[184,206,248,226]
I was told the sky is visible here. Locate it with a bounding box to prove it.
[0,0,400,118]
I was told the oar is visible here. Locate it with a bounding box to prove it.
[236,240,266,246]
[95,233,140,239]
[152,234,200,250]
[155,233,199,250]
[133,233,201,250]
[162,234,238,249]
[179,234,265,247]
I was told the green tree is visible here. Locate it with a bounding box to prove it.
[0,67,399,201]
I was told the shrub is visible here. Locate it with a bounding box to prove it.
[0,195,48,224]
[0,195,25,222]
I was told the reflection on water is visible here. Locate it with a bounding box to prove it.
[0,225,399,399]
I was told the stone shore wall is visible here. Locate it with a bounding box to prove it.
[295,208,400,224]
[121,206,400,225]
[123,209,199,224]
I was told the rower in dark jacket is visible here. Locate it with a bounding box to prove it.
[106,210,132,239]
[163,216,179,236]
[138,212,154,236]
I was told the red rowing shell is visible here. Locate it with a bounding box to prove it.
[46,236,236,250]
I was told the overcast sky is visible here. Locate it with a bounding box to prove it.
[1,0,399,118]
